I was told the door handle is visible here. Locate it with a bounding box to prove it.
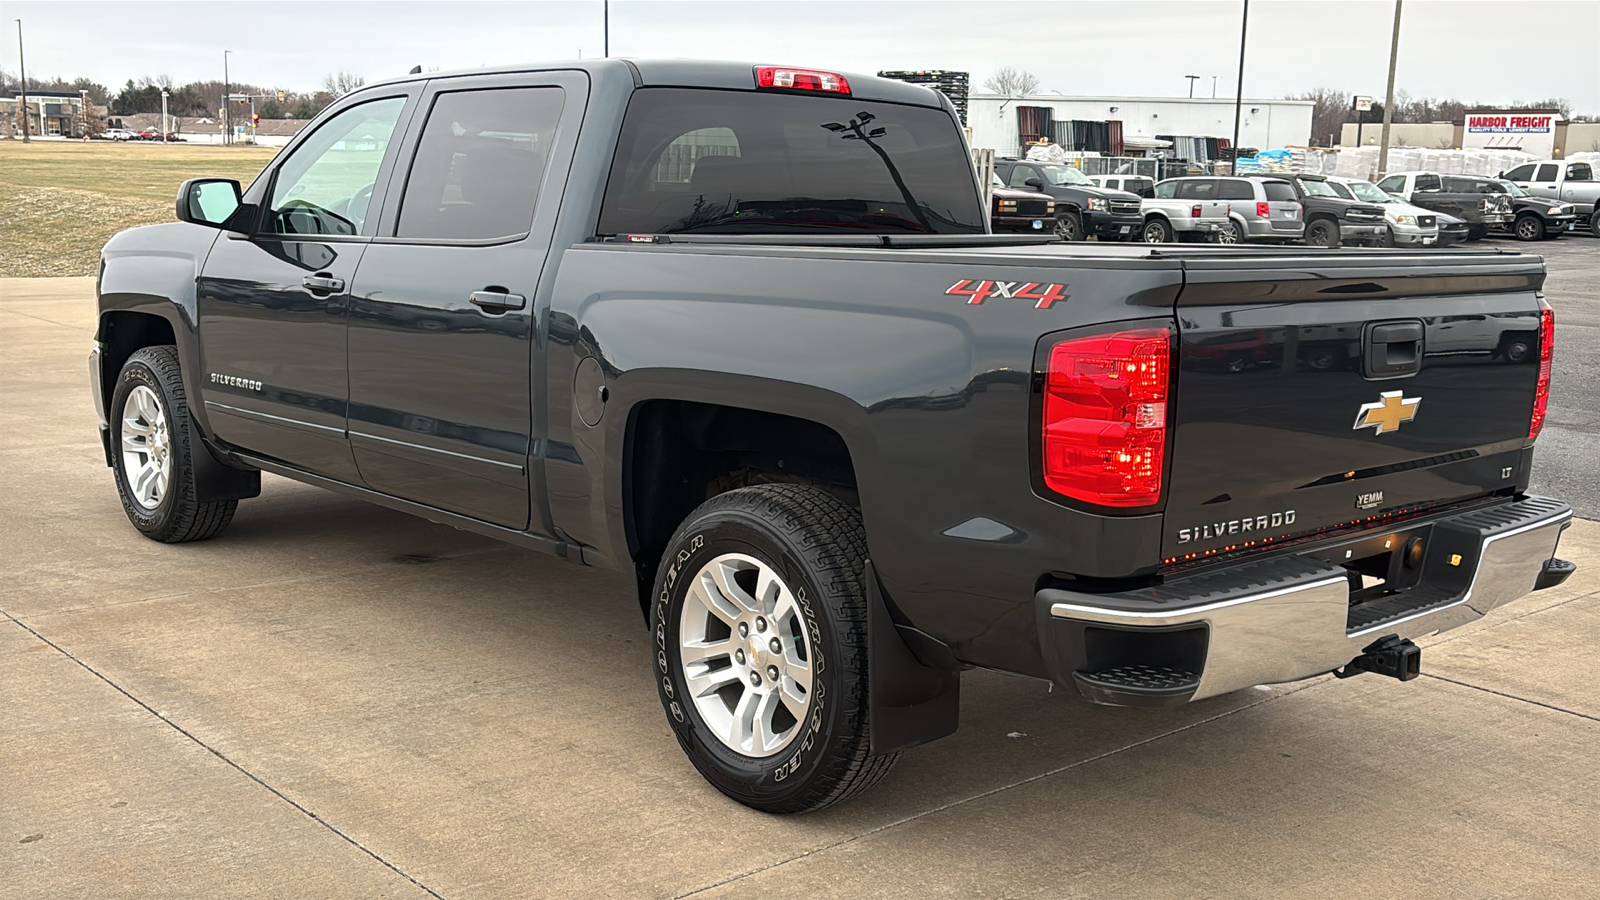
[469,289,527,312]
[303,273,345,293]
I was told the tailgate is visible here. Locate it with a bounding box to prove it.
[1162,254,1547,564]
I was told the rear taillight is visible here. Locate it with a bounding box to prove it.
[755,66,851,94]
[1191,204,1202,218]
[1530,300,1554,441]
[1041,327,1171,507]
[1478,198,1488,211]
[1256,201,1270,219]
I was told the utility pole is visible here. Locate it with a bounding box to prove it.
[1211,75,1219,99]
[15,19,29,143]
[1377,0,1403,177]
[161,89,169,142]
[1185,75,1199,99]
[1230,0,1249,166]
[223,50,231,145]
[603,0,609,57]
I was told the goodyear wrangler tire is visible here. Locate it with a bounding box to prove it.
[650,484,896,813]
[110,346,237,543]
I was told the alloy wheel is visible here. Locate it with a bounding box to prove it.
[120,384,171,509]
[678,553,814,758]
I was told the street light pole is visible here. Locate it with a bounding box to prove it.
[15,19,29,143]
[1211,75,1219,99]
[223,50,231,145]
[1185,75,1199,99]
[603,0,609,58]
[1230,0,1249,165]
[161,88,169,143]
[1377,0,1403,177]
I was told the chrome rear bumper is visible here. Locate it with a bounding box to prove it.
[1038,497,1572,703]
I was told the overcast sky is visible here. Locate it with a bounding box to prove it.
[4,0,1597,113]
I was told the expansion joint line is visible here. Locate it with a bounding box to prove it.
[0,607,446,900]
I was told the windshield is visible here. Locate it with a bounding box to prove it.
[1343,180,1394,203]
[1035,165,1092,186]
[1499,181,1528,198]
[1297,178,1338,198]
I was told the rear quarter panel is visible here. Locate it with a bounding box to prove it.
[544,243,1183,674]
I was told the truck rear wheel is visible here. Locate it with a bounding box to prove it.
[1140,218,1172,243]
[110,346,237,542]
[1588,213,1600,239]
[650,484,896,813]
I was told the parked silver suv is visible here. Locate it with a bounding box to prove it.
[1154,177,1304,243]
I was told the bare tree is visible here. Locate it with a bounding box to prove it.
[982,67,1040,97]
[1286,88,1351,147]
[321,71,367,99]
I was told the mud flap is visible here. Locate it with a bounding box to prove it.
[866,561,960,755]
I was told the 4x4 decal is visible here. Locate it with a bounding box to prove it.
[946,279,1070,310]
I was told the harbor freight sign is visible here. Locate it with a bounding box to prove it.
[1462,111,1559,155]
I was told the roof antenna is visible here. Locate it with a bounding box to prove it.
[408,65,422,75]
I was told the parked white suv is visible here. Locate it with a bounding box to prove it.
[102,128,138,142]
[1326,176,1440,247]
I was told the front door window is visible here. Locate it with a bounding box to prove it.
[265,97,407,236]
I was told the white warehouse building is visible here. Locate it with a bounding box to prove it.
[966,94,1314,159]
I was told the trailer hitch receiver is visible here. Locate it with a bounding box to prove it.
[1334,633,1421,682]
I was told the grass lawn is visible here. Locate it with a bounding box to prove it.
[0,141,279,277]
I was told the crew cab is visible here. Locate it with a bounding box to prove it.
[91,59,1576,815]
[1257,173,1386,248]
[995,158,1144,241]
[1376,171,1514,240]
[1500,158,1600,237]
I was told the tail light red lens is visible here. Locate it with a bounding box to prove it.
[1529,299,1554,441]
[1042,328,1171,507]
[1191,204,1202,218]
[1256,201,1270,219]
[755,66,851,94]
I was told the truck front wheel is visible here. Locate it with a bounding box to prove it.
[1140,217,1172,243]
[110,346,237,542]
[649,484,896,813]
[1514,214,1546,241]
[1054,211,1083,242]
[1305,217,1341,248]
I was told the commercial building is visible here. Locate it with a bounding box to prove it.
[967,94,1314,159]
[5,90,88,137]
[1339,114,1600,158]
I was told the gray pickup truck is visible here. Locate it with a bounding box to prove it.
[91,59,1575,813]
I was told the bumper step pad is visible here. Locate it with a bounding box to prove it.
[1073,665,1200,708]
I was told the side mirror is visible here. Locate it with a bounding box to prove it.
[1024,178,1044,190]
[176,178,243,229]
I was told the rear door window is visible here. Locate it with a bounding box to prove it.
[1262,181,1297,202]
[395,87,564,240]
[1535,164,1559,182]
[597,88,984,234]
[1217,179,1254,201]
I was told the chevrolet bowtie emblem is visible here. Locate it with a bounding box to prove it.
[1354,390,1421,435]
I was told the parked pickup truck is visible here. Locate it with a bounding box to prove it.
[1376,171,1514,240]
[988,174,1058,234]
[1500,158,1600,237]
[92,59,1576,814]
[1139,182,1231,243]
[994,158,1145,241]
[1256,173,1387,248]
[1476,177,1579,241]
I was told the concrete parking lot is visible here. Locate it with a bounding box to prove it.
[4,238,1598,898]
